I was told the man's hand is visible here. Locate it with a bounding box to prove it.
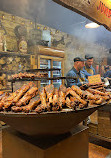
[80,82,89,90]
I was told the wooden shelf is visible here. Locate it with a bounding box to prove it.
[0,51,30,58]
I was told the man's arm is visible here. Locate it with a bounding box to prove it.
[104,71,111,78]
[67,79,83,87]
[66,72,77,87]
[103,72,108,78]
[66,71,84,87]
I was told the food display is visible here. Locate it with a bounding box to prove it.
[11,72,48,79]
[0,82,110,113]
[80,82,106,92]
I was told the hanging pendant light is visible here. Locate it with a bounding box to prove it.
[85,20,100,28]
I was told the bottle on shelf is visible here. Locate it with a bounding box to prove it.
[0,33,3,51]
[3,35,7,51]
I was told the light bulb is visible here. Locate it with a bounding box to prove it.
[85,22,100,28]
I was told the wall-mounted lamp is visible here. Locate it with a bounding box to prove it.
[50,31,53,35]
[56,30,59,33]
[30,21,33,25]
[12,15,15,20]
[2,14,5,20]
[37,26,40,29]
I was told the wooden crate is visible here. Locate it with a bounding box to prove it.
[98,111,111,138]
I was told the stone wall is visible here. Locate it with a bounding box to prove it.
[0,10,108,90]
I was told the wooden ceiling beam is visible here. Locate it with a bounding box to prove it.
[53,0,111,31]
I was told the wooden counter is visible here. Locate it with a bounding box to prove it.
[89,104,111,142]
[98,104,111,139]
[2,125,89,158]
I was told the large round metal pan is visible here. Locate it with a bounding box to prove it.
[0,104,106,137]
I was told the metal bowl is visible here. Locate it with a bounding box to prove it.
[0,104,105,137]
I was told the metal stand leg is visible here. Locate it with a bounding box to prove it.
[11,82,13,92]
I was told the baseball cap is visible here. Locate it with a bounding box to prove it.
[85,54,94,59]
[105,65,109,70]
[73,57,86,62]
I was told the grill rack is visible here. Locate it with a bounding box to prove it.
[1,68,61,75]
[8,76,77,92]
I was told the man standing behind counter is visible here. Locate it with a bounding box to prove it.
[66,57,88,87]
[103,65,111,78]
[82,54,96,79]
[82,54,96,124]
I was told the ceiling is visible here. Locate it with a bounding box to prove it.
[0,0,111,50]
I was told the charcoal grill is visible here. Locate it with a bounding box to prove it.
[0,104,105,137]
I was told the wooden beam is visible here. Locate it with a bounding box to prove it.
[53,0,111,31]
[29,45,65,58]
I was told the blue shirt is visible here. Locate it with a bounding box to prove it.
[104,70,111,78]
[66,67,88,87]
[82,65,96,79]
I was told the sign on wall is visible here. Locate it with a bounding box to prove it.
[54,0,111,31]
